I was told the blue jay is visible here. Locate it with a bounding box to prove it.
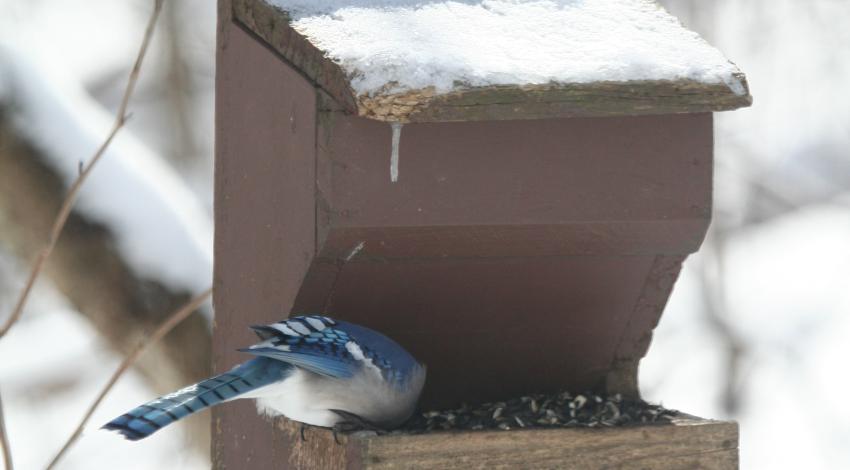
[103,315,426,440]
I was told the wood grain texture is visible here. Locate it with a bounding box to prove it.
[231,0,751,123]
[274,418,364,470]
[274,416,738,470]
[354,79,752,123]
[232,0,358,114]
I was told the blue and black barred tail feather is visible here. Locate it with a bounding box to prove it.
[103,357,292,441]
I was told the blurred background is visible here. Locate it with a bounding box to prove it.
[0,0,847,468]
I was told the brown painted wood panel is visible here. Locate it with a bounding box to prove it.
[300,112,712,407]
[298,255,657,408]
[213,20,318,469]
[273,416,738,470]
[215,3,718,467]
[313,222,709,260]
[322,113,712,230]
[312,113,713,264]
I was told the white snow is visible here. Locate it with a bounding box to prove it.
[0,0,147,86]
[0,44,214,302]
[266,0,744,96]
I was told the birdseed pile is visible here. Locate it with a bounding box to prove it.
[400,392,679,433]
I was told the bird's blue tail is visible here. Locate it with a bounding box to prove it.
[103,357,291,440]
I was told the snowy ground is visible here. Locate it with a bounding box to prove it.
[1,0,848,469]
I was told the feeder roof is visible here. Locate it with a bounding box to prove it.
[235,0,751,122]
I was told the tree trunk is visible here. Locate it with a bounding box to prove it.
[0,109,211,453]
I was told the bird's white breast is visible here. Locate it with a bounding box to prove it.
[243,366,425,429]
[249,369,343,427]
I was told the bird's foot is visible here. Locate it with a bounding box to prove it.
[329,409,386,445]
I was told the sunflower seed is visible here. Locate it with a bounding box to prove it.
[404,391,679,433]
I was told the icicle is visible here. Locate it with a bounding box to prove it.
[390,121,403,182]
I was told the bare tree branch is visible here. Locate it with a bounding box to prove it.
[163,0,202,166]
[0,0,165,340]
[0,389,12,470]
[698,230,747,415]
[0,115,212,455]
[45,287,211,470]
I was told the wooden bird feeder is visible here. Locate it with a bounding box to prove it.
[212,0,751,468]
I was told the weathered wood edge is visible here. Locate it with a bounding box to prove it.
[275,415,738,469]
[356,76,751,122]
[232,0,359,114]
[233,0,752,123]
[605,254,688,398]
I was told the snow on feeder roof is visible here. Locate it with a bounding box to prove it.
[234,0,751,122]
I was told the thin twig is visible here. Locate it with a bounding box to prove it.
[699,230,746,415]
[0,0,165,341]
[45,287,211,470]
[0,389,12,470]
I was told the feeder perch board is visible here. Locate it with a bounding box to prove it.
[213,0,751,468]
[271,416,738,469]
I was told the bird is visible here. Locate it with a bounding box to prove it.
[103,315,426,441]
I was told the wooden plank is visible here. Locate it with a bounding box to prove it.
[293,111,714,409]
[231,0,751,123]
[302,255,657,409]
[274,416,738,469]
[232,0,358,114]
[215,5,731,469]
[355,79,751,123]
[606,254,687,397]
[320,113,714,232]
[213,17,318,469]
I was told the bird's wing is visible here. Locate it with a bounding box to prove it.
[238,315,363,379]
